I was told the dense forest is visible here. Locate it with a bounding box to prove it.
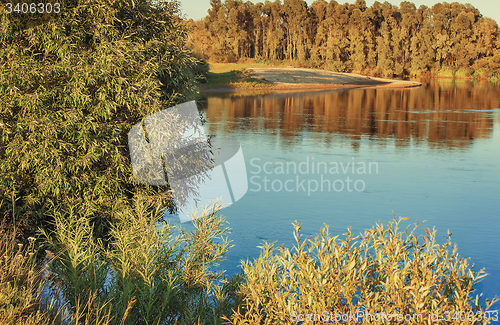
[186,0,500,79]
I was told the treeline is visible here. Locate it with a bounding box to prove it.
[186,0,500,78]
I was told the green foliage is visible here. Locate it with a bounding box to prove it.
[455,68,474,79]
[203,70,245,89]
[324,61,350,73]
[435,65,457,78]
[489,74,499,83]
[228,215,498,324]
[41,199,242,324]
[0,0,204,240]
[194,58,210,83]
[201,67,273,90]
[2,210,498,324]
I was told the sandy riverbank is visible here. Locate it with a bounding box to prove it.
[247,67,422,90]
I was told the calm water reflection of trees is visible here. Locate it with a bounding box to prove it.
[203,80,500,149]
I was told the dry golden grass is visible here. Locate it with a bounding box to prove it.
[0,220,56,325]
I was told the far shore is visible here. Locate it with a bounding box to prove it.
[200,65,422,93]
[248,68,422,90]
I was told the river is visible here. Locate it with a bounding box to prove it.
[168,78,500,304]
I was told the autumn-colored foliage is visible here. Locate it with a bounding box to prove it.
[1,209,496,324]
[227,215,498,324]
[187,0,500,80]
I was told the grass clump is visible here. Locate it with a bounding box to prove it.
[228,215,498,324]
[0,230,39,324]
[0,219,59,325]
[202,69,245,89]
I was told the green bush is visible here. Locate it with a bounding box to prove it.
[324,61,351,73]
[1,201,242,324]
[195,58,210,83]
[40,199,242,325]
[455,68,474,79]
[2,211,498,324]
[435,66,456,78]
[0,0,202,241]
[488,73,499,83]
[228,215,498,324]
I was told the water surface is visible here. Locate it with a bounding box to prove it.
[171,79,500,303]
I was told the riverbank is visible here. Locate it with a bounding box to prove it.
[199,63,421,93]
[248,68,422,90]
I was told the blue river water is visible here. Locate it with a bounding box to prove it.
[166,78,500,305]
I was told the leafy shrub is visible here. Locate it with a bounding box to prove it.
[0,0,201,241]
[435,66,456,78]
[324,61,351,73]
[195,58,210,83]
[455,68,474,79]
[228,215,498,324]
[41,199,242,325]
[408,69,422,78]
[3,210,499,324]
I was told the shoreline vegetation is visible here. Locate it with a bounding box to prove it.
[186,0,500,85]
[199,61,422,92]
[2,0,500,322]
[2,210,498,324]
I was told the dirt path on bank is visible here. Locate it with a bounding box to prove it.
[248,67,421,90]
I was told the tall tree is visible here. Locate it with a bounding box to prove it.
[0,0,202,239]
[186,0,500,77]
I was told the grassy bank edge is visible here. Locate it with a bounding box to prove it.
[199,60,499,93]
[198,62,275,92]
